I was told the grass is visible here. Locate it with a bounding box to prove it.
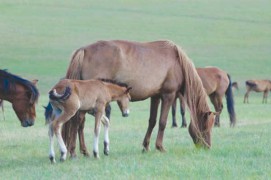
[1,0,271,179]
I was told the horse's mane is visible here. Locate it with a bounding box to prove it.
[98,78,128,88]
[0,69,39,103]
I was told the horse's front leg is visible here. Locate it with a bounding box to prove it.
[156,93,175,152]
[179,94,187,128]
[101,115,110,156]
[142,96,160,152]
[93,109,103,158]
[48,123,56,164]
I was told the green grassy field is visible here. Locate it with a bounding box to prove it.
[1,0,271,179]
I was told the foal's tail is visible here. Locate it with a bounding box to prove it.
[66,48,85,79]
[49,87,72,101]
[225,74,236,127]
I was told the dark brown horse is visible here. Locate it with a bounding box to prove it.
[0,69,39,127]
[244,79,271,103]
[172,67,236,127]
[62,40,216,157]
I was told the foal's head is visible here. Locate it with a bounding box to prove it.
[116,87,132,117]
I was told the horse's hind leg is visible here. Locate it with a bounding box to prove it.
[54,112,76,162]
[210,93,222,127]
[156,93,175,152]
[171,98,178,127]
[142,96,160,152]
[78,112,89,157]
[48,124,56,164]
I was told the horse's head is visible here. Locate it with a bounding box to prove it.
[117,87,132,117]
[189,111,217,148]
[12,80,39,127]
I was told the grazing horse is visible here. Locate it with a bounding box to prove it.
[244,79,271,103]
[62,40,216,154]
[47,78,131,163]
[0,69,39,127]
[172,67,236,127]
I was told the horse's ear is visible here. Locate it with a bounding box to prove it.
[32,79,38,86]
[125,87,132,93]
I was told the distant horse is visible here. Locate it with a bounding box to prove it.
[244,80,271,103]
[172,67,236,127]
[47,78,131,163]
[0,69,39,127]
[62,40,216,155]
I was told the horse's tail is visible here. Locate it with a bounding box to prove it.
[44,102,53,125]
[66,48,85,79]
[225,74,236,127]
[49,87,71,101]
[175,44,210,147]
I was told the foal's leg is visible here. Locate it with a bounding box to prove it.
[142,96,160,152]
[93,106,104,158]
[156,93,176,152]
[101,115,110,156]
[53,111,77,162]
[171,98,178,127]
[48,124,56,164]
[78,112,90,157]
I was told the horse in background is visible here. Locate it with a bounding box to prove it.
[47,78,131,163]
[172,67,236,127]
[244,80,271,103]
[62,40,216,155]
[0,69,39,127]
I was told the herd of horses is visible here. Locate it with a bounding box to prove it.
[1,40,270,163]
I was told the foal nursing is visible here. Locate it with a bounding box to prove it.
[47,79,131,163]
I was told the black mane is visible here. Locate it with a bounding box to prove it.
[0,69,39,103]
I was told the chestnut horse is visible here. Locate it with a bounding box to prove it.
[47,78,131,163]
[62,40,216,155]
[244,79,271,103]
[0,69,39,127]
[172,67,236,128]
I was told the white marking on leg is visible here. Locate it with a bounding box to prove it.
[48,124,56,163]
[103,116,110,152]
[93,122,101,158]
[55,123,67,161]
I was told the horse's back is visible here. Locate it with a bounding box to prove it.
[246,80,270,91]
[196,67,229,95]
[79,40,182,100]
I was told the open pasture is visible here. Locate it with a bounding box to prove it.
[1,0,271,179]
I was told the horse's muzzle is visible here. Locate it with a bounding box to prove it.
[21,119,34,127]
[122,109,129,117]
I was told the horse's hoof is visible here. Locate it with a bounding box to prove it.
[93,151,100,159]
[172,123,178,128]
[69,154,77,160]
[156,145,166,152]
[104,150,109,156]
[142,147,150,153]
[49,156,56,164]
[181,124,187,128]
[83,152,90,157]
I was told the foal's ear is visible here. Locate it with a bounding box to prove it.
[125,87,132,93]
[32,79,39,86]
